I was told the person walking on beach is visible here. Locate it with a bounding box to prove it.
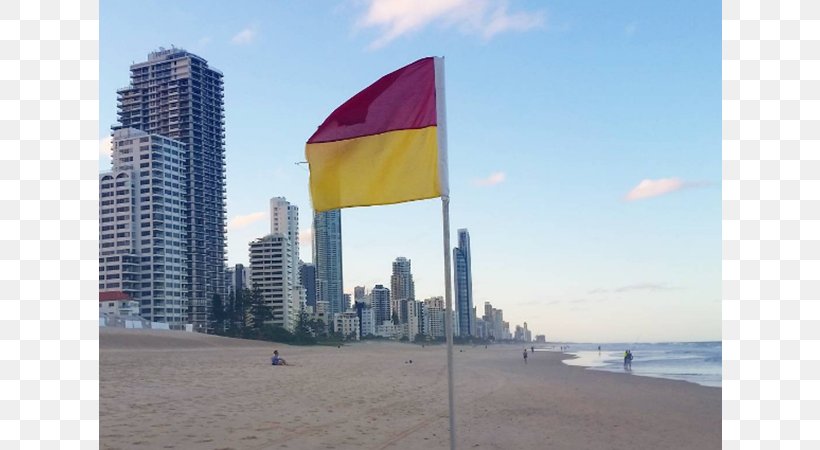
[624,350,629,370]
[626,350,633,370]
[531,346,535,353]
[523,349,528,364]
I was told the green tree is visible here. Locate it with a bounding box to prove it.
[231,288,248,332]
[210,293,226,335]
[248,285,272,331]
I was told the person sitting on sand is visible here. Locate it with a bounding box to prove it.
[271,350,288,366]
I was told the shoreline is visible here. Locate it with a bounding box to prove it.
[101,328,720,449]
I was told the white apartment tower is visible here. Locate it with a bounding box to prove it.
[270,197,304,319]
[423,296,446,338]
[115,48,227,331]
[99,128,188,326]
[249,234,296,330]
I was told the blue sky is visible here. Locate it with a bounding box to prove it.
[100,0,720,342]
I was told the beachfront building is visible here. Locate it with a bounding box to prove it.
[359,305,376,337]
[524,322,532,342]
[514,325,525,341]
[99,128,188,326]
[299,262,316,308]
[390,257,415,323]
[423,296,445,338]
[99,291,140,317]
[493,308,505,340]
[310,300,331,333]
[354,286,366,303]
[232,263,249,296]
[453,228,474,337]
[334,311,360,340]
[475,318,488,339]
[376,321,403,339]
[249,234,296,331]
[314,209,344,317]
[115,47,227,331]
[402,299,421,340]
[371,284,391,325]
[270,197,304,324]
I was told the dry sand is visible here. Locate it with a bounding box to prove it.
[100,328,720,450]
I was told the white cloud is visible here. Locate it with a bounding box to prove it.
[356,0,545,49]
[299,228,313,245]
[474,171,506,187]
[231,26,257,45]
[228,211,266,230]
[625,178,685,201]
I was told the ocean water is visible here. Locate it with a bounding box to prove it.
[549,341,721,388]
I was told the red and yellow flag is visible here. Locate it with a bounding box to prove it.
[306,57,448,212]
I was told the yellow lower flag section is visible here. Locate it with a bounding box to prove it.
[306,126,441,211]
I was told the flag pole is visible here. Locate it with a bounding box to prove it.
[442,196,457,450]
[435,56,457,450]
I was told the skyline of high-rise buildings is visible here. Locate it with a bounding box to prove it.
[98,48,537,340]
[113,48,226,331]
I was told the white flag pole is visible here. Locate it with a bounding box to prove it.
[435,56,457,450]
[442,196,456,450]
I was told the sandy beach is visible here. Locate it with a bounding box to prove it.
[100,328,720,450]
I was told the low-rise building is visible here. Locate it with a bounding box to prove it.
[99,291,140,317]
[334,311,360,340]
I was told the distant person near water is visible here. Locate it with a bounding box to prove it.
[523,349,528,364]
[623,350,633,371]
[271,350,288,366]
[531,346,535,353]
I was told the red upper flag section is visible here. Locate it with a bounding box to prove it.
[308,57,437,144]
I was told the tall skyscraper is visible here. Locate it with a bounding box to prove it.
[299,262,316,308]
[270,197,303,313]
[313,209,343,317]
[249,234,296,330]
[99,128,188,326]
[453,228,473,337]
[390,257,415,323]
[114,47,226,331]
